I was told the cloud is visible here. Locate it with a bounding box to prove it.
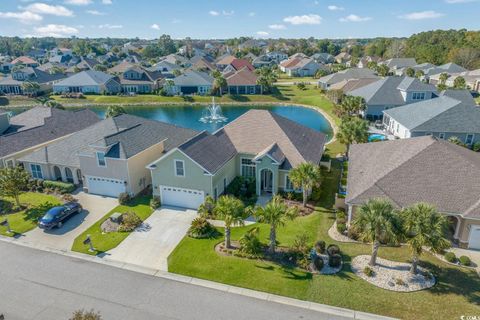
[209,10,219,16]
[256,31,269,37]
[0,11,43,24]
[339,14,372,22]
[399,10,444,20]
[209,10,234,16]
[269,24,286,30]
[248,12,256,17]
[86,10,105,15]
[283,14,321,25]
[34,24,79,37]
[328,5,344,11]
[151,23,160,30]
[102,0,112,4]
[64,0,92,5]
[25,3,74,16]
[98,23,122,29]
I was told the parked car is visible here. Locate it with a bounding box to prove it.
[38,202,82,230]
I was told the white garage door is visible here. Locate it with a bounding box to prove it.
[468,226,480,250]
[160,185,204,209]
[87,176,126,198]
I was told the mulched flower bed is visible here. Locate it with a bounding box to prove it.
[283,199,315,216]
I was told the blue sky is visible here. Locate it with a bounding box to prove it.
[0,0,478,39]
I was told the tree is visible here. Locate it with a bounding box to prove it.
[212,74,227,96]
[401,203,450,274]
[367,61,377,70]
[449,47,480,69]
[288,162,321,207]
[453,76,467,89]
[21,81,40,96]
[254,195,298,253]
[198,195,216,218]
[94,64,107,72]
[415,69,424,79]
[0,167,30,207]
[105,105,126,118]
[335,95,366,118]
[405,67,415,77]
[353,198,401,266]
[214,195,245,248]
[336,117,369,157]
[375,64,390,77]
[255,67,277,93]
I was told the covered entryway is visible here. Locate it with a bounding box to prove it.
[468,225,480,250]
[53,166,62,181]
[86,176,126,198]
[65,168,74,183]
[260,169,273,194]
[160,185,204,209]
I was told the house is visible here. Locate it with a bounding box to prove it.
[26,49,47,60]
[225,67,262,94]
[348,76,437,119]
[252,55,276,69]
[335,52,351,64]
[147,109,327,209]
[108,61,137,75]
[329,78,380,93]
[150,60,182,76]
[11,56,39,68]
[346,136,480,250]
[431,69,480,91]
[279,57,324,77]
[19,114,197,197]
[161,54,190,67]
[357,56,381,69]
[53,70,121,94]
[165,70,214,95]
[222,58,255,74]
[0,67,68,95]
[318,68,379,90]
[311,53,335,64]
[0,107,99,168]
[119,66,163,93]
[265,51,288,64]
[189,55,216,72]
[380,58,417,75]
[215,54,236,71]
[382,93,480,144]
[68,57,100,72]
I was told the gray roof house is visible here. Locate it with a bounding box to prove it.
[19,114,198,197]
[148,109,326,209]
[53,70,121,94]
[380,58,417,75]
[0,107,99,168]
[317,68,379,89]
[165,70,214,95]
[382,94,480,145]
[348,76,437,119]
[0,67,68,95]
[346,136,480,249]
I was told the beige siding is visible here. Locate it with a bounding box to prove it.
[126,141,165,195]
[79,155,129,191]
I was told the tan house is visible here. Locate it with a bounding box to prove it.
[346,136,480,249]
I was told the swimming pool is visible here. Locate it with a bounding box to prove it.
[368,133,387,142]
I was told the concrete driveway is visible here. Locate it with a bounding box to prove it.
[19,190,118,251]
[106,207,197,271]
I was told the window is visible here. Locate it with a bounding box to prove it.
[30,164,43,179]
[241,158,256,178]
[285,175,294,191]
[96,152,106,167]
[466,134,474,145]
[438,133,445,140]
[412,92,426,100]
[6,160,14,168]
[175,160,185,177]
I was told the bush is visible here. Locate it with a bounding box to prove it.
[459,255,471,266]
[347,225,360,240]
[150,196,161,209]
[336,222,347,234]
[327,244,341,256]
[473,142,480,152]
[238,227,263,257]
[395,278,406,286]
[315,240,326,254]
[444,252,457,263]
[43,180,75,194]
[118,211,142,232]
[313,256,324,271]
[363,266,374,277]
[328,253,342,268]
[290,234,310,263]
[187,217,217,239]
[118,192,131,205]
[336,210,346,221]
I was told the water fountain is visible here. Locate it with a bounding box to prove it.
[199,97,227,123]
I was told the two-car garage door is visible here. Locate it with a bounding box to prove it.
[160,185,204,209]
[87,176,126,198]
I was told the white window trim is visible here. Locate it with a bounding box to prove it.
[240,157,256,178]
[174,159,185,177]
[438,132,445,139]
[30,164,43,179]
[96,152,107,167]
[466,134,475,144]
[285,174,301,192]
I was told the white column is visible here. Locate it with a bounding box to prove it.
[347,205,353,225]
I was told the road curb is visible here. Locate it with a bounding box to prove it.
[0,235,396,320]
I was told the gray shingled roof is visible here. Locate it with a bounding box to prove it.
[346,136,480,218]
[440,89,475,105]
[54,70,116,87]
[172,70,214,86]
[318,68,379,86]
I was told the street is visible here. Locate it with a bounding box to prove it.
[0,241,350,320]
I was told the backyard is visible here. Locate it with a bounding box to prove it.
[168,160,480,320]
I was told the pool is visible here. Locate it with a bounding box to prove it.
[368,133,387,142]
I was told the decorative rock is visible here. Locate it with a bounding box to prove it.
[328,222,358,243]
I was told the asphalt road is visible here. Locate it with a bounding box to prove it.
[0,242,350,320]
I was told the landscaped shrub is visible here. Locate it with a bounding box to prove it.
[118,211,142,232]
[226,176,243,196]
[290,234,310,263]
[238,227,263,257]
[444,252,457,263]
[473,142,480,152]
[328,253,342,268]
[62,193,76,203]
[150,196,161,209]
[118,192,131,205]
[313,256,324,271]
[0,199,12,214]
[459,255,471,266]
[43,180,75,194]
[336,222,347,234]
[327,244,341,256]
[336,210,347,221]
[315,240,326,254]
[187,217,217,239]
[363,266,374,277]
[347,225,360,240]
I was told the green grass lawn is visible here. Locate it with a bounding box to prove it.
[276,76,316,83]
[71,195,153,255]
[168,161,480,320]
[0,192,61,237]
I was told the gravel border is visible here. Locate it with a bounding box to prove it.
[328,222,359,243]
[351,255,435,292]
[310,254,343,275]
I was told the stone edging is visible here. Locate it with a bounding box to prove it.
[328,222,359,243]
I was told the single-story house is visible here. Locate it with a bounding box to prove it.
[335,52,351,64]
[317,68,379,89]
[53,70,121,94]
[150,60,182,77]
[225,67,262,94]
[119,66,163,93]
[19,114,198,197]
[0,67,69,95]
[280,57,325,77]
[382,93,480,144]
[147,109,326,209]
[0,107,99,168]
[11,56,39,68]
[432,69,480,92]
[165,70,214,95]
[311,53,335,64]
[379,58,417,75]
[346,136,480,249]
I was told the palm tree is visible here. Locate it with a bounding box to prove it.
[256,67,277,93]
[105,105,126,118]
[336,117,369,158]
[214,195,245,248]
[335,95,366,118]
[288,162,321,207]
[353,198,401,266]
[198,195,215,218]
[21,81,40,96]
[401,203,450,274]
[212,75,227,96]
[254,195,298,253]
[439,72,449,85]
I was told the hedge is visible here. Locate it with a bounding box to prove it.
[43,180,75,193]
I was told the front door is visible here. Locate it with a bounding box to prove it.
[261,169,273,193]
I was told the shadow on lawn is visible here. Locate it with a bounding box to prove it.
[23,201,56,222]
[228,95,250,102]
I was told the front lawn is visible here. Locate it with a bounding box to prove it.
[168,161,480,319]
[71,196,153,255]
[0,192,61,237]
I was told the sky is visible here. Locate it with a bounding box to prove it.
[0,0,478,39]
